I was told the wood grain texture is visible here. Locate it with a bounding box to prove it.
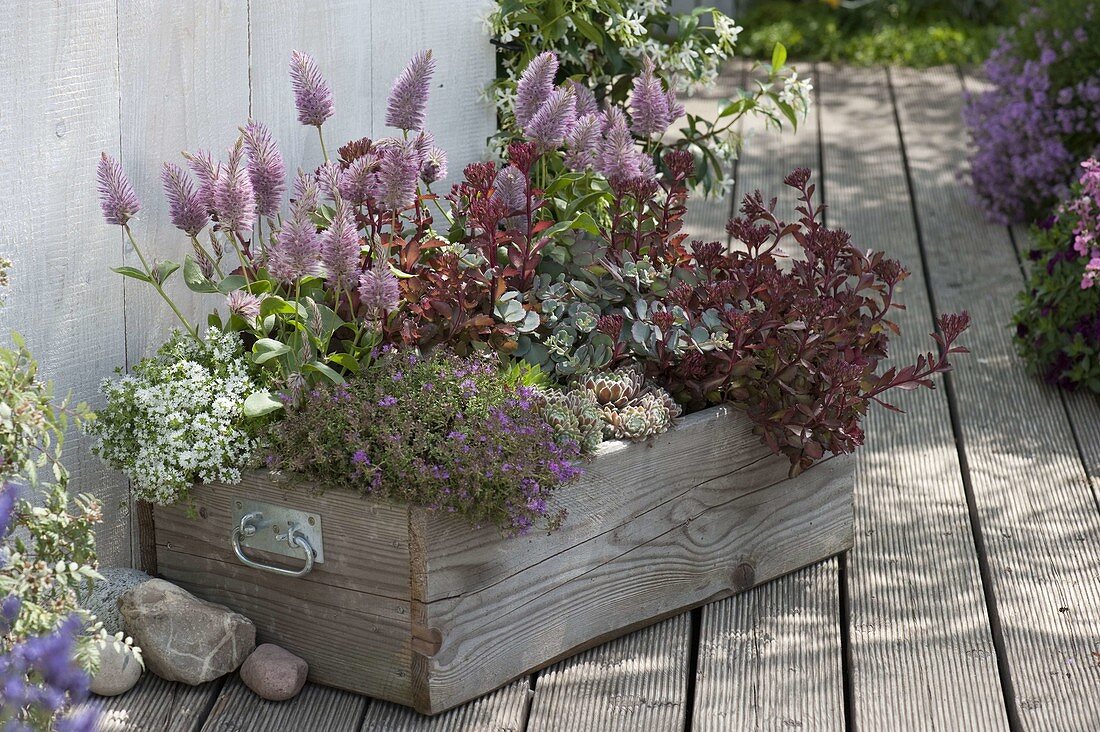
[693,562,844,731]
[894,65,1100,730]
[526,615,690,732]
[819,64,1007,729]
[0,0,130,563]
[201,677,366,731]
[360,679,532,731]
[86,674,222,732]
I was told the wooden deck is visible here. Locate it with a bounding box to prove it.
[88,65,1100,731]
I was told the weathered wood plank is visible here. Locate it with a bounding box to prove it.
[86,674,221,732]
[0,0,130,563]
[201,677,366,731]
[820,64,1008,729]
[526,615,691,732]
[894,65,1100,729]
[360,679,531,731]
[693,562,844,730]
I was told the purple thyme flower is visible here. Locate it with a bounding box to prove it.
[213,139,256,237]
[267,206,320,282]
[226,289,262,319]
[241,120,286,219]
[161,162,208,236]
[386,50,435,132]
[629,57,671,137]
[96,153,140,226]
[421,147,448,185]
[292,168,319,213]
[491,165,527,213]
[358,261,401,315]
[564,112,603,171]
[183,149,219,212]
[377,395,398,408]
[338,155,380,205]
[515,51,559,128]
[524,86,577,152]
[568,80,599,117]
[289,50,334,127]
[321,200,361,289]
[376,142,419,211]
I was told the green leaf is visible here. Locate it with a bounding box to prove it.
[252,338,292,364]
[260,296,296,318]
[217,275,249,294]
[771,42,788,71]
[153,260,180,285]
[112,266,152,284]
[183,255,220,293]
[304,360,346,385]
[327,352,360,374]
[243,391,284,418]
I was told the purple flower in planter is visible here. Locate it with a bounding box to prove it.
[515,51,558,128]
[292,168,319,214]
[629,57,671,137]
[213,139,256,237]
[267,206,320,282]
[241,120,286,219]
[491,165,527,213]
[226,289,262,320]
[420,147,448,185]
[339,155,380,206]
[96,153,141,226]
[564,112,603,171]
[523,87,576,152]
[386,50,435,132]
[358,261,401,315]
[596,120,643,182]
[161,162,208,236]
[316,161,343,202]
[183,149,219,212]
[321,200,361,290]
[376,143,419,212]
[568,80,599,118]
[289,50,334,128]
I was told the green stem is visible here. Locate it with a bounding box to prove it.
[228,232,253,286]
[317,126,329,162]
[124,226,198,340]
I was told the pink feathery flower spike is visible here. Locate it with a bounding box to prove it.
[161,162,209,236]
[289,50,334,128]
[292,168,319,214]
[596,122,643,182]
[568,80,599,118]
[317,161,343,202]
[358,261,401,315]
[421,147,448,185]
[268,206,321,283]
[213,138,257,237]
[182,149,219,213]
[564,113,603,172]
[97,153,141,226]
[515,52,559,128]
[412,129,435,167]
[226,290,262,320]
[629,57,671,137]
[242,120,287,219]
[339,155,380,206]
[491,165,527,213]
[386,50,435,132]
[377,143,419,212]
[524,86,577,152]
[321,200,361,290]
[665,88,686,125]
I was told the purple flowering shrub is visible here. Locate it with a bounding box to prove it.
[1014,158,1100,391]
[964,1,1100,224]
[268,349,580,534]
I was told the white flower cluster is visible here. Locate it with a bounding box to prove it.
[92,328,264,504]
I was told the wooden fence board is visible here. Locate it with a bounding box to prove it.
[201,677,366,731]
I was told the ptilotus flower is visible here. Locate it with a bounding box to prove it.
[412,129,435,167]
[524,86,576,152]
[317,161,343,202]
[292,168,319,214]
[515,51,558,128]
[376,142,419,211]
[226,289,262,320]
[161,162,208,236]
[665,89,685,125]
[213,139,256,237]
[268,206,321,282]
[629,58,671,137]
[289,50,334,128]
[191,239,215,278]
[421,147,448,185]
[596,116,643,181]
[564,113,603,172]
[321,200,361,290]
[183,149,219,212]
[96,152,141,226]
[568,80,599,118]
[358,261,401,315]
[491,165,527,213]
[601,106,629,135]
[386,50,435,132]
[242,120,286,219]
[338,154,380,206]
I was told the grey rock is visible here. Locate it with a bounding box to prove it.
[90,641,142,697]
[119,579,255,685]
[82,567,151,634]
[239,643,308,701]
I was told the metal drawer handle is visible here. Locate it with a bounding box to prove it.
[232,511,315,578]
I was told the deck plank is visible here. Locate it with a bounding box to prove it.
[818,64,1008,729]
[892,65,1100,730]
[87,675,222,732]
[525,615,690,732]
[359,679,531,731]
[200,679,366,731]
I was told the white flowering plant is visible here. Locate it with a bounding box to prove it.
[484,0,813,195]
[90,328,270,504]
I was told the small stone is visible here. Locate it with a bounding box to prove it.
[90,641,142,697]
[120,579,255,685]
[239,644,308,701]
[82,567,151,634]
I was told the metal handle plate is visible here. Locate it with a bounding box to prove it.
[229,500,324,578]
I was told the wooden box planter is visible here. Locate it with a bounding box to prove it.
[145,405,855,715]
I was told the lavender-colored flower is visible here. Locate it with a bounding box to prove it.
[191,239,215,278]
[523,86,576,152]
[292,168,319,214]
[629,57,671,137]
[96,153,140,226]
[183,149,219,212]
[289,50,334,127]
[358,261,401,315]
[602,106,629,135]
[421,147,448,185]
[160,162,208,236]
[376,143,419,211]
[491,165,527,212]
[412,129,435,167]
[515,51,558,128]
[316,161,343,202]
[267,207,321,282]
[321,200,361,289]
[0,483,15,536]
[386,50,435,132]
[213,139,256,237]
[596,117,643,181]
[241,120,286,219]
[568,80,599,117]
[226,290,262,320]
[338,155,380,205]
[564,112,603,171]
[665,89,686,124]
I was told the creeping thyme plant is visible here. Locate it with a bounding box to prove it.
[95,42,968,534]
[484,1,813,195]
